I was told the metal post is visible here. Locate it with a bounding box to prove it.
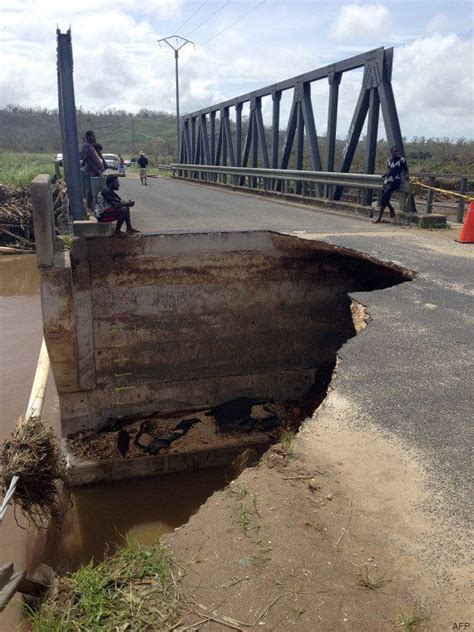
[272,91,281,168]
[301,82,323,196]
[222,110,228,184]
[175,50,180,161]
[458,177,467,222]
[251,112,258,189]
[191,117,196,178]
[210,112,216,181]
[426,176,435,214]
[295,102,304,195]
[57,29,84,221]
[255,98,269,168]
[235,103,243,167]
[157,36,195,162]
[326,72,341,199]
[362,88,380,206]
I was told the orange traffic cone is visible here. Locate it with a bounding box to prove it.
[457,201,474,243]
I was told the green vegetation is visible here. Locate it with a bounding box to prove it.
[0,151,55,186]
[0,106,177,164]
[29,538,179,631]
[236,503,251,532]
[397,609,426,631]
[1,106,473,177]
[281,430,295,453]
[356,565,391,590]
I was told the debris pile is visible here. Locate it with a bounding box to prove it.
[0,180,70,253]
[0,415,68,527]
[0,184,34,252]
[212,397,280,432]
[66,399,287,463]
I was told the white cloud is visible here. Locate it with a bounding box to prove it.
[393,34,474,139]
[332,3,390,39]
[426,12,448,34]
[0,0,472,140]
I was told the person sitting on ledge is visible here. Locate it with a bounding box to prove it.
[95,174,140,237]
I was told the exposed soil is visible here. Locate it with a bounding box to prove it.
[161,392,472,630]
[66,403,295,463]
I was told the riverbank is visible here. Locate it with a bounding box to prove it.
[30,397,471,630]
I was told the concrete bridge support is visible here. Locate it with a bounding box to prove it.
[31,175,409,483]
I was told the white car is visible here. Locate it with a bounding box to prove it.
[103,153,119,170]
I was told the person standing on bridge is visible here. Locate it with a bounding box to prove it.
[373,145,409,224]
[95,174,140,237]
[118,154,126,175]
[137,151,149,185]
[81,130,105,211]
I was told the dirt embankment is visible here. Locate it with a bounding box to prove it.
[161,392,472,631]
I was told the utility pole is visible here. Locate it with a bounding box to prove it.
[157,35,194,162]
[131,115,136,153]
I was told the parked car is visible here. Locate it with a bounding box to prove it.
[56,152,83,167]
[124,159,132,167]
[103,153,119,170]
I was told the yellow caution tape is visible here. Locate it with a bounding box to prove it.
[409,177,474,201]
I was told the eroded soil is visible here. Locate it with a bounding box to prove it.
[161,391,472,631]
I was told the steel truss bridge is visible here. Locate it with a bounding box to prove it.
[179,47,404,205]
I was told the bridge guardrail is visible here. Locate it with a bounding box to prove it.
[170,165,472,222]
[171,164,384,189]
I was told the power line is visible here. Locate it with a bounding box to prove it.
[203,0,265,44]
[180,0,266,74]
[184,0,230,37]
[175,0,209,34]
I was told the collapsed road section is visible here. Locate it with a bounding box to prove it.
[34,215,412,485]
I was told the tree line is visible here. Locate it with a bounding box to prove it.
[1,105,472,174]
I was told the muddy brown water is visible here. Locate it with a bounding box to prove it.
[0,255,229,629]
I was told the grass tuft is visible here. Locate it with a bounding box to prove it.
[281,430,295,453]
[397,609,425,631]
[28,538,180,631]
[356,565,390,590]
[236,503,251,532]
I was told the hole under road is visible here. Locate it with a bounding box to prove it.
[33,231,413,571]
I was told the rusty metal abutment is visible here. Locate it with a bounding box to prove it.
[32,177,411,485]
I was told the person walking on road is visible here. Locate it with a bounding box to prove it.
[137,151,149,185]
[95,174,140,237]
[118,154,126,175]
[373,145,409,224]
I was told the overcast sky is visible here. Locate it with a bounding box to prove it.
[1,0,473,140]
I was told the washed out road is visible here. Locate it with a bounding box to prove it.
[121,173,473,523]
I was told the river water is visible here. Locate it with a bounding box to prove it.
[0,255,229,630]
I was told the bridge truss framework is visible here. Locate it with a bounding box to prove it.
[179,47,404,205]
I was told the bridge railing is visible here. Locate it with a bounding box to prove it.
[171,164,390,213]
[169,164,472,222]
[171,164,383,188]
